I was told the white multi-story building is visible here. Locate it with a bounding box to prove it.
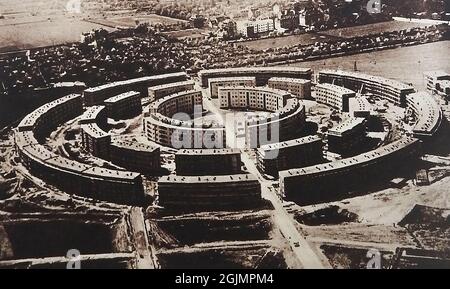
[268,77,312,99]
[315,83,356,112]
[237,18,275,37]
[424,71,450,98]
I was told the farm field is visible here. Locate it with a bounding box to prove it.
[321,20,430,38]
[0,17,113,53]
[89,13,188,29]
[242,20,430,51]
[0,12,193,53]
[242,32,340,51]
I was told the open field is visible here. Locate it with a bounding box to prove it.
[0,17,113,52]
[321,20,430,38]
[286,41,450,91]
[242,20,431,51]
[0,12,195,52]
[242,33,341,51]
[89,14,188,29]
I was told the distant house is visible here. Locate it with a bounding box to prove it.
[190,15,207,29]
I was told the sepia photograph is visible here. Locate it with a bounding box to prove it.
[0,0,449,276]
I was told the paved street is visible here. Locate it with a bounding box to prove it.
[203,96,329,269]
[241,153,329,269]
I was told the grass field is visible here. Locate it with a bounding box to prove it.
[0,12,186,53]
[90,14,188,29]
[285,41,450,91]
[243,33,341,51]
[242,20,430,51]
[0,17,113,52]
[321,20,429,38]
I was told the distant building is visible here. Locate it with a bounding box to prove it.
[83,73,188,106]
[237,18,275,38]
[280,11,301,31]
[218,86,290,111]
[190,15,207,28]
[220,19,239,40]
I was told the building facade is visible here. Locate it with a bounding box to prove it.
[327,117,367,157]
[406,91,443,139]
[79,105,108,131]
[15,131,144,206]
[279,138,421,205]
[158,174,261,209]
[208,77,256,98]
[199,67,312,88]
[110,140,161,174]
[148,80,195,102]
[104,91,142,120]
[145,90,226,149]
[315,83,356,112]
[268,77,312,99]
[80,123,111,160]
[83,72,188,106]
[145,114,227,149]
[217,86,306,148]
[257,135,323,177]
[319,70,415,107]
[246,98,306,148]
[424,71,450,98]
[150,90,203,117]
[218,86,291,111]
[18,94,83,142]
[237,18,275,38]
[175,149,241,176]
